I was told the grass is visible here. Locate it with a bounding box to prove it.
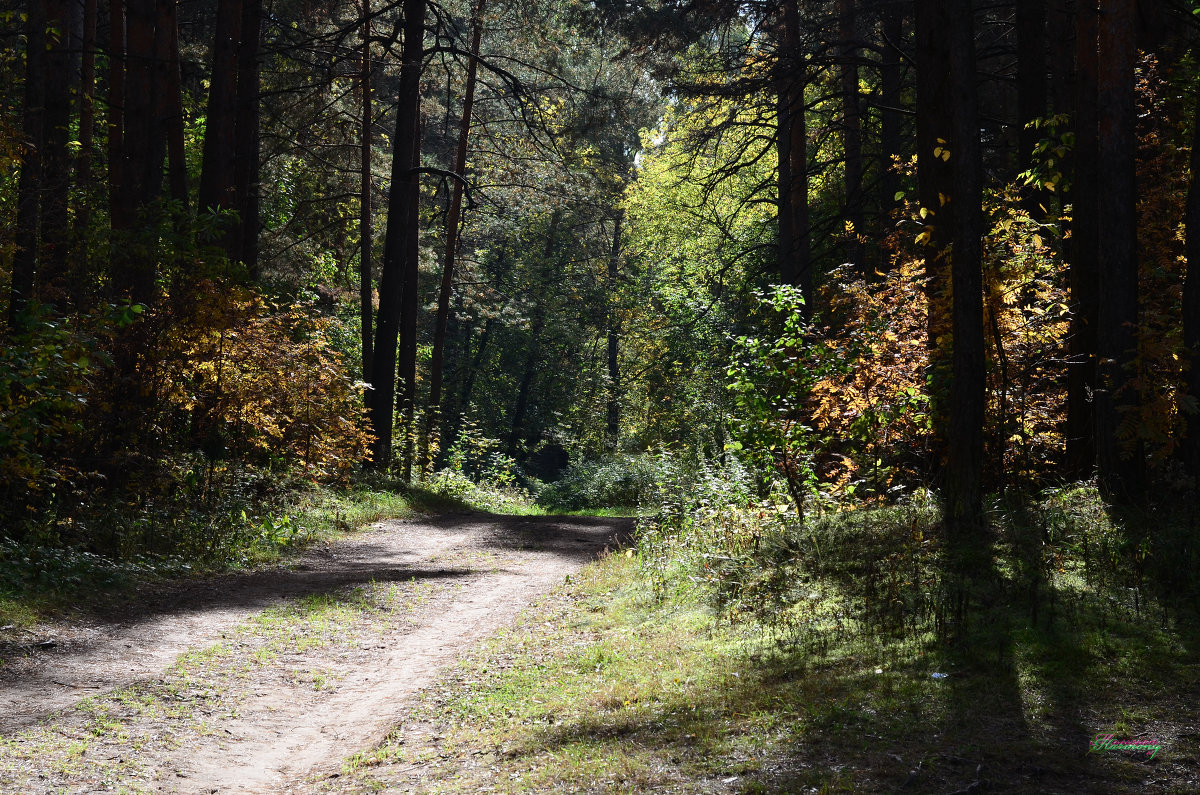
[332,498,1200,794]
[0,477,468,631]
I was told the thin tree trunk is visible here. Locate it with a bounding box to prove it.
[107,0,127,230]
[1066,0,1098,477]
[606,213,623,450]
[39,0,74,303]
[1095,0,1143,497]
[1184,61,1200,477]
[160,0,187,209]
[944,0,985,533]
[10,0,47,329]
[839,0,864,272]
[198,0,241,218]
[399,119,422,480]
[359,3,374,390]
[878,7,903,270]
[73,0,97,306]
[367,0,425,470]
[233,0,261,273]
[1017,0,1047,214]
[113,0,162,304]
[424,0,485,472]
[777,0,809,310]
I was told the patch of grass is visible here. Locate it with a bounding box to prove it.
[337,533,1200,794]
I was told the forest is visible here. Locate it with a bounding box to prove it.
[2,0,1200,791]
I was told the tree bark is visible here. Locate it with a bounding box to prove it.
[1017,0,1047,214]
[233,0,261,273]
[776,0,810,311]
[10,0,47,329]
[1184,64,1200,478]
[606,213,623,450]
[198,0,241,218]
[915,0,955,471]
[944,0,985,533]
[425,0,485,472]
[367,0,425,470]
[73,0,97,305]
[878,6,903,269]
[360,3,374,390]
[1094,0,1143,497]
[107,0,127,229]
[1066,0,1098,478]
[39,0,74,303]
[839,0,864,271]
[157,0,187,210]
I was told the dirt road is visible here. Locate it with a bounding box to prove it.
[0,512,632,794]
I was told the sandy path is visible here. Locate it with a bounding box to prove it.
[0,512,631,794]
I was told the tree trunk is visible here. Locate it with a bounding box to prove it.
[1184,65,1200,478]
[915,0,955,473]
[399,119,423,480]
[367,0,425,470]
[944,0,985,533]
[107,0,126,230]
[606,213,623,450]
[73,0,97,305]
[1066,0,1098,477]
[10,0,47,329]
[360,4,374,390]
[839,0,864,272]
[111,0,163,304]
[233,0,261,273]
[776,0,809,310]
[198,0,241,218]
[1094,0,1143,497]
[1017,0,1047,214]
[1047,0,1075,118]
[159,0,186,209]
[424,0,485,472]
[39,0,74,303]
[878,6,903,268]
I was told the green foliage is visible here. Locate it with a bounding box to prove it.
[0,309,100,506]
[538,454,665,512]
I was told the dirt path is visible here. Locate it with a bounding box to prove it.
[0,512,632,794]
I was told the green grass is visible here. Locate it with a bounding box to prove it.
[334,514,1200,794]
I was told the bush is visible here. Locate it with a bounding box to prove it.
[538,454,665,511]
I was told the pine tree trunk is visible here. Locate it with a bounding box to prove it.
[10,0,47,328]
[1183,66,1200,478]
[1066,0,1098,478]
[233,0,261,273]
[915,0,955,473]
[367,0,425,470]
[606,213,623,450]
[39,0,74,302]
[944,0,985,534]
[839,0,864,272]
[1095,0,1143,497]
[198,0,241,218]
[360,4,374,390]
[878,7,903,270]
[425,0,484,472]
[1017,0,1047,215]
[776,0,809,311]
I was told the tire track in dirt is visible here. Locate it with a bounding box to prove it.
[0,512,631,793]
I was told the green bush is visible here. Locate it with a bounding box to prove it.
[538,454,667,511]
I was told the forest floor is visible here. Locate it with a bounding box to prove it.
[0,511,632,793]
